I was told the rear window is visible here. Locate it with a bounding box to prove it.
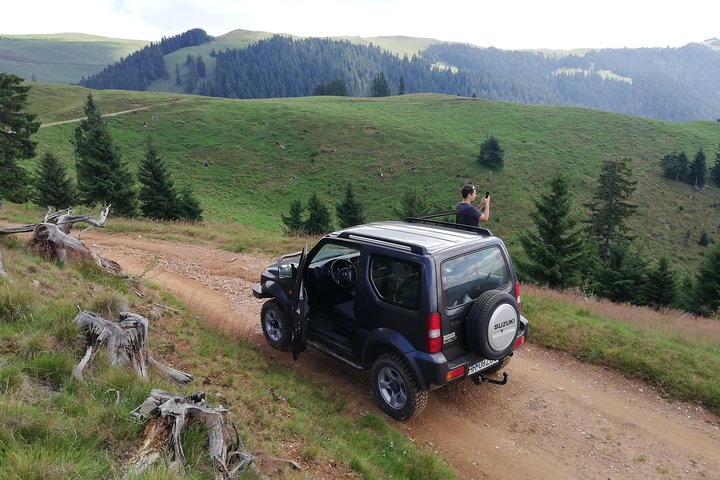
[441,246,508,308]
[370,255,421,310]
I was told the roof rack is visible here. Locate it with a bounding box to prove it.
[336,231,427,255]
[403,210,493,236]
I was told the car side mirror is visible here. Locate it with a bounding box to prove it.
[278,263,294,279]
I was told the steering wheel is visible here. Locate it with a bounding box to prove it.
[330,258,357,288]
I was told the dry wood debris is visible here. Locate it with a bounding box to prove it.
[128,389,268,480]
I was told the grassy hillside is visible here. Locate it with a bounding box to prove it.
[25,85,720,269]
[0,33,150,84]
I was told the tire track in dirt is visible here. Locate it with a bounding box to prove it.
[86,231,720,480]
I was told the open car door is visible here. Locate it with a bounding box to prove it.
[291,244,309,360]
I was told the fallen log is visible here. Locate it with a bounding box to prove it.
[73,310,193,385]
[129,389,268,480]
[1,206,119,275]
[31,222,122,274]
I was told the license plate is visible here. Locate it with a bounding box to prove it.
[468,358,498,375]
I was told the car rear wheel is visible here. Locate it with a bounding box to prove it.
[261,300,292,350]
[465,290,520,360]
[371,353,428,421]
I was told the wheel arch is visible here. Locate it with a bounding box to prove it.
[262,280,292,313]
[363,330,429,391]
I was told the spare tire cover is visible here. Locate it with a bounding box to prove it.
[465,290,520,360]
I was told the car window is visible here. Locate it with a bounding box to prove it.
[441,246,508,308]
[309,243,358,266]
[370,255,421,310]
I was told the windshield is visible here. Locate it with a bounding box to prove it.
[441,246,508,308]
[309,243,358,266]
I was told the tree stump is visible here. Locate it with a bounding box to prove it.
[73,310,193,385]
[128,389,267,479]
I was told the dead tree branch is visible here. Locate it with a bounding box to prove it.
[73,310,193,385]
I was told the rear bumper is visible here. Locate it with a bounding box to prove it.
[406,314,528,391]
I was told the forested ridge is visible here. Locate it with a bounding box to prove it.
[33,30,720,120]
[78,29,213,91]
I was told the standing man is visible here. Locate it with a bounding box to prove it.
[456,184,490,227]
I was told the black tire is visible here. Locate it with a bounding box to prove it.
[260,300,292,350]
[371,353,428,421]
[483,354,512,374]
[465,290,520,360]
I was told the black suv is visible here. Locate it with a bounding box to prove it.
[252,213,529,420]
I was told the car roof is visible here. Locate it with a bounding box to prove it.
[331,220,497,256]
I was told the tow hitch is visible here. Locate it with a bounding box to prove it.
[472,371,509,386]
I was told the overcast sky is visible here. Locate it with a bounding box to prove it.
[3,0,718,50]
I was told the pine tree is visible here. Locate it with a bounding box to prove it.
[585,157,638,265]
[177,185,203,221]
[674,274,696,312]
[644,257,676,308]
[590,242,647,304]
[370,72,390,97]
[394,188,429,218]
[0,73,40,202]
[693,243,720,315]
[281,199,304,234]
[477,135,504,169]
[336,182,365,228]
[711,145,720,187]
[688,148,707,187]
[196,55,206,78]
[518,175,588,289]
[398,76,406,95]
[73,93,138,216]
[137,143,179,220]
[661,151,689,183]
[304,194,332,235]
[34,152,76,210]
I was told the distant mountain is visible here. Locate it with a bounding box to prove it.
[0,33,149,84]
[3,29,720,121]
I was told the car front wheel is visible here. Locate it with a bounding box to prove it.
[371,353,428,421]
[260,300,292,350]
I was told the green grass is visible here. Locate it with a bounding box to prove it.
[23,86,720,272]
[522,285,720,415]
[0,237,455,479]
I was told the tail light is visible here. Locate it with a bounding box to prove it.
[514,281,522,313]
[426,312,442,353]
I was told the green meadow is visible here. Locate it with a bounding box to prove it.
[28,84,720,269]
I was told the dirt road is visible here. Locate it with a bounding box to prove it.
[86,230,720,480]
